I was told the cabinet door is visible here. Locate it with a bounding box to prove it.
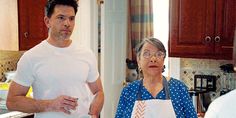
[214,0,235,60]
[18,0,48,50]
[169,0,215,58]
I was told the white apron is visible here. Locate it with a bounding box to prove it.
[131,77,176,118]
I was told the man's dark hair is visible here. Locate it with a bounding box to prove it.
[45,0,78,18]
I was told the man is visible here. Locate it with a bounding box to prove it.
[6,0,104,118]
[204,89,236,118]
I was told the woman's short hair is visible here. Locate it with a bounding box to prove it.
[135,37,166,59]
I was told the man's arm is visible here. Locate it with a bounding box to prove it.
[6,81,78,114]
[87,77,104,117]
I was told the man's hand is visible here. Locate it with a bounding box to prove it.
[90,114,98,118]
[46,95,78,114]
[7,82,79,114]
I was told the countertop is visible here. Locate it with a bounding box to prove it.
[0,109,33,118]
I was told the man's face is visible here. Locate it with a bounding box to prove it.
[45,5,75,40]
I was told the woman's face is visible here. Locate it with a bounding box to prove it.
[137,42,165,77]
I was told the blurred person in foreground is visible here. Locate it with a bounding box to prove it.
[204,89,236,118]
[115,37,197,118]
[205,33,236,118]
[6,0,104,118]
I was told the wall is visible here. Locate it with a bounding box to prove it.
[100,0,127,117]
[0,0,18,50]
[71,0,98,55]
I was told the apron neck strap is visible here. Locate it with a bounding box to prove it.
[137,80,143,100]
[163,76,171,99]
[137,76,171,100]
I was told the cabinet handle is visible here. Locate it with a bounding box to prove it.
[204,36,211,43]
[214,36,221,43]
[24,32,28,38]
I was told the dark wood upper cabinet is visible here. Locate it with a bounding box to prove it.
[169,0,236,60]
[18,0,48,50]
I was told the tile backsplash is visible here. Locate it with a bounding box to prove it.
[0,51,24,82]
[180,58,235,100]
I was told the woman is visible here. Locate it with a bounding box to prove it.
[115,38,197,118]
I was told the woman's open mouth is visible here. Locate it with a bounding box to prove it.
[149,65,158,68]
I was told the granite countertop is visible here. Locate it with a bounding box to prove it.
[1,82,34,117]
[0,108,8,114]
[0,102,33,118]
[0,109,33,118]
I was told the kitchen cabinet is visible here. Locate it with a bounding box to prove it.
[169,0,236,60]
[18,0,48,50]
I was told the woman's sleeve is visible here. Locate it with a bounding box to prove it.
[180,83,198,118]
[115,88,127,118]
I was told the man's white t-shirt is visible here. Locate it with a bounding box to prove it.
[204,89,236,118]
[13,40,99,118]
